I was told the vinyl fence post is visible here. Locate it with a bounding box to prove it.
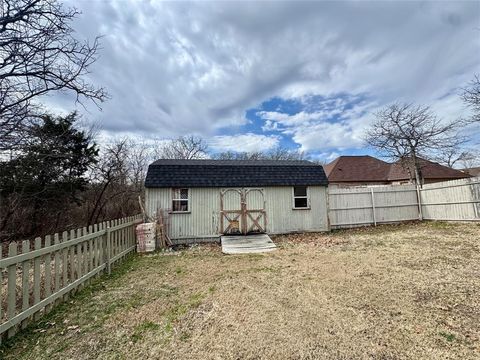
[106,226,112,275]
[416,185,423,221]
[370,188,377,226]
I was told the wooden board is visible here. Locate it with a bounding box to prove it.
[221,234,276,254]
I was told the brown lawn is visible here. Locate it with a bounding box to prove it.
[1,221,479,359]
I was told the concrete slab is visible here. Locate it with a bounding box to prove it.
[221,234,277,254]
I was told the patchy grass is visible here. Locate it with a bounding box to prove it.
[1,222,480,359]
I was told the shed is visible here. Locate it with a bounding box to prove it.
[144,159,329,244]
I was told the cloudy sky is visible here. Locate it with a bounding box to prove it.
[52,0,480,161]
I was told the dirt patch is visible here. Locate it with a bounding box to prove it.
[1,222,479,359]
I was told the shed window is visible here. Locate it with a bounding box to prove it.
[293,186,309,209]
[172,188,189,212]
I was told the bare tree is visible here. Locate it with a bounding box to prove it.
[213,146,306,161]
[0,0,108,150]
[154,135,208,159]
[365,103,463,185]
[458,149,480,170]
[266,146,306,160]
[462,75,480,123]
[126,139,151,191]
[433,145,476,169]
[86,139,130,225]
[213,151,264,160]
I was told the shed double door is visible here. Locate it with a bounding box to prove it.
[220,188,266,235]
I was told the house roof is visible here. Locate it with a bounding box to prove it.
[387,158,470,181]
[323,156,391,182]
[145,159,328,188]
[461,167,480,177]
[325,155,471,183]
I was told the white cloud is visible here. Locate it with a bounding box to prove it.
[209,133,280,153]
[257,95,378,151]
[312,151,340,163]
[287,120,363,152]
[47,0,480,152]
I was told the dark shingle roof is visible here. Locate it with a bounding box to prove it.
[145,159,328,188]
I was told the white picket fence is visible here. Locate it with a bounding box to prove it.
[328,177,480,229]
[0,214,142,340]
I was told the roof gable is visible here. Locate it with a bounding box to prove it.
[324,156,391,182]
[145,159,328,188]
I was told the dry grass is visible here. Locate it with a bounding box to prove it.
[1,222,479,359]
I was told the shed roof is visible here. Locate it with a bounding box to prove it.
[145,159,328,188]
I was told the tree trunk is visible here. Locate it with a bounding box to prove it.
[411,152,423,187]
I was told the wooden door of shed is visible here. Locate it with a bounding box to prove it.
[220,188,266,235]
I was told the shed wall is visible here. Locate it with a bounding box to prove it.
[145,186,328,241]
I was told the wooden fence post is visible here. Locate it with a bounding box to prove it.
[33,238,41,320]
[106,225,112,275]
[54,234,60,303]
[416,185,423,221]
[44,235,52,313]
[21,240,30,329]
[370,188,377,226]
[7,242,17,338]
[76,229,82,291]
[62,232,69,301]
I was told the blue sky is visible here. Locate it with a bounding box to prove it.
[47,0,480,162]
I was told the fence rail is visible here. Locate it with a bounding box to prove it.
[0,214,142,340]
[328,177,480,229]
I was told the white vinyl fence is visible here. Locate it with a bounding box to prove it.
[328,177,480,229]
[420,177,480,221]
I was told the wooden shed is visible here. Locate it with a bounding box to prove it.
[144,159,329,244]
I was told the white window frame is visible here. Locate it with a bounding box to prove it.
[292,186,310,210]
[171,188,190,213]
